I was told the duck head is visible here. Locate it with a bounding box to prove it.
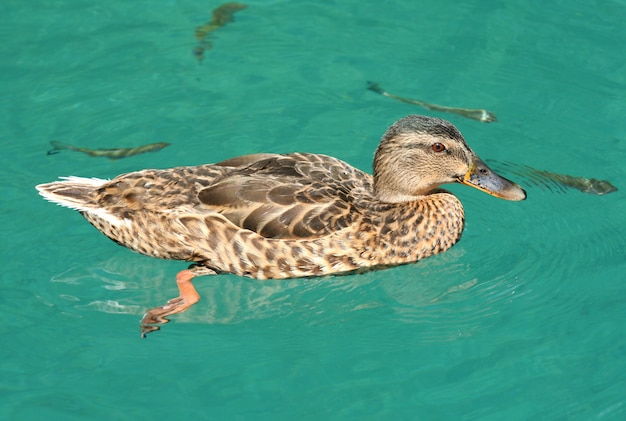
[373,115,526,203]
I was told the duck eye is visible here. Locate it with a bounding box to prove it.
[431,143,446,153]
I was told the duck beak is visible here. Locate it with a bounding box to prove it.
[457,156,526,201]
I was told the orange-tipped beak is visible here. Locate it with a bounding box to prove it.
[457,156,526,201]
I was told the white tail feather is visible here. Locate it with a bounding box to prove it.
[36,176,108,212]
[36,176,129,227]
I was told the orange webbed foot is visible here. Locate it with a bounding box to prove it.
[140,265,216,338]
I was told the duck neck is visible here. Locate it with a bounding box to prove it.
[372,193,465,263]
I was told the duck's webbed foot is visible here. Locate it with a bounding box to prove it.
[140,264,216,338]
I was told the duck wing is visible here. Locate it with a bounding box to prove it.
[197,153,373,239]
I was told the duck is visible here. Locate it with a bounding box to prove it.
[36,115,526,336]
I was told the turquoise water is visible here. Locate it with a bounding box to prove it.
[2,0,625,419]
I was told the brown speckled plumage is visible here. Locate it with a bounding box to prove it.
[36,115,526,336]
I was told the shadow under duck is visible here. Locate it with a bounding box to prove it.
[36,115,526,336]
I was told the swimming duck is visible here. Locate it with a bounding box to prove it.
[36,115,526,336]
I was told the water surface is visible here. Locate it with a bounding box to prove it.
[1,0,625,419]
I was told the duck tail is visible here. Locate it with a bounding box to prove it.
[36,176,108,212]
